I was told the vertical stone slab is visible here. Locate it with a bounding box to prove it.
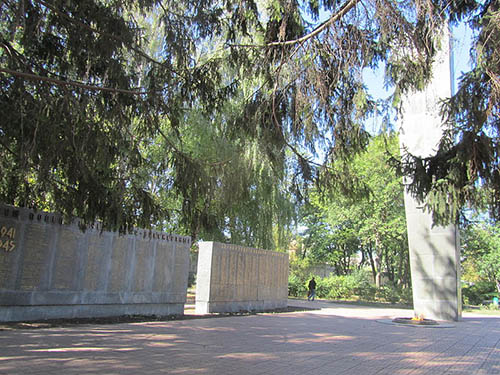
[195,241,214,314]
[236,251,244,301]
[133,237,154,292]
[172,238,189,301]
[195,242,289,314]
[248,250,258,300]
[0,209,23,291]
[19,220,53,291]
[153,240,174,292]
[400,28,461,321]
[108,235,131,293]
[52,225,82,290]
[84,231,111,292]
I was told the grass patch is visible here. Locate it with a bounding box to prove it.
[463,305,500,315]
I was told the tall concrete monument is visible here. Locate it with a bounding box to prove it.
[399,28,462,321]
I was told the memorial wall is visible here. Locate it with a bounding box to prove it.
[0,204,191,322]
[195,241,289,314]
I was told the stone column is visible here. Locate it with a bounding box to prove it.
[399,28,462,321]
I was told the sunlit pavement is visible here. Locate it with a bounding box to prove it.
[0,299,498,374]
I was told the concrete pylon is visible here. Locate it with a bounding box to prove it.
[399,28,462,321]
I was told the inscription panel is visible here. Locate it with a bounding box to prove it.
[20,223,51,291]
[196,242,289,313]
[53,228,81,290]
[0,250,15,290]
[133,239,153,292]
[84,232,108,291]
[173,244,188,295]
[0,205,192,320]
[0,220,21,289]
[109,236,129,292]
[153,242,173,292]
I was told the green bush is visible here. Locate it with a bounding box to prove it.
[315,270,372,300]
[376,285,412,304]
[462,281,497,306]
[398,287,413,305]
[356,283,377,301]
[288,273,308,297]
[288,256,315,297]
[288,264,412,305]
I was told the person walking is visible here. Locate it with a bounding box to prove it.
[307,277,316,301]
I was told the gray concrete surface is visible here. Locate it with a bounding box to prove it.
[0,299,498,374]
[195,241,288,314]
[0,204,191,322]
[399,28,461,322]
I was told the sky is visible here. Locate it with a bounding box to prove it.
[362,21,475,134]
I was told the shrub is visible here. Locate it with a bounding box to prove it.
[288,256,316,297]
[315,270,372,300]
[398,287,413,305]
[288,264,412,305]
[376,286,399,304]
[288,273,308,297]
[462,281,497,306]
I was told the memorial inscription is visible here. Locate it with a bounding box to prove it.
[53,229,79,290]
[0,204,192,322]
[20,224,50,290]
[0,225,16,252]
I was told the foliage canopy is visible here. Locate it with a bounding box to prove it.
[1,0,499,242]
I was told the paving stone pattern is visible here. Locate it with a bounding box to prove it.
[0,300,498,375]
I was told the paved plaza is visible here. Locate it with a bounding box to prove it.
[0,299,498,374]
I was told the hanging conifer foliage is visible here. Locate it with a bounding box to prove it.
[0,0,498,241]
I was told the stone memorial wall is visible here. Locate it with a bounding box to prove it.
[195,241,288,314]
[0,205,191,322]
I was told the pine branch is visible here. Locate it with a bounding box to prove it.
[228,0,361,48]
[33,0,166,69]
[0,67,148,95]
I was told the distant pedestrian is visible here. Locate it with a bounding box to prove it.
[307,277,316,301]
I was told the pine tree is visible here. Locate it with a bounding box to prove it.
[1,0,498,238]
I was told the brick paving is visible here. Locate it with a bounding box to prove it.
[0,299,498,374]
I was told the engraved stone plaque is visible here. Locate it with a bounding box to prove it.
[84,232,108,291]
[133,239,153,292]
[0,250,15,290]
[20,223,51,291]
[0,220,21,290]
[153,241,173,292]
[109,236,129,292]
[53,227,80,290]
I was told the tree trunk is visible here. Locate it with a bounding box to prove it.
[367,243,377,284]
[374,237,382,288]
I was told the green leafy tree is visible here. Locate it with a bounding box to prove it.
[1,0,245,231]
[142,106,295,248]
[300,134,409,286]
[0,0,293,244]
[301,194,361,275]
[462,220,500,294]
[1,0,499,240]
[354,135,409,287]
